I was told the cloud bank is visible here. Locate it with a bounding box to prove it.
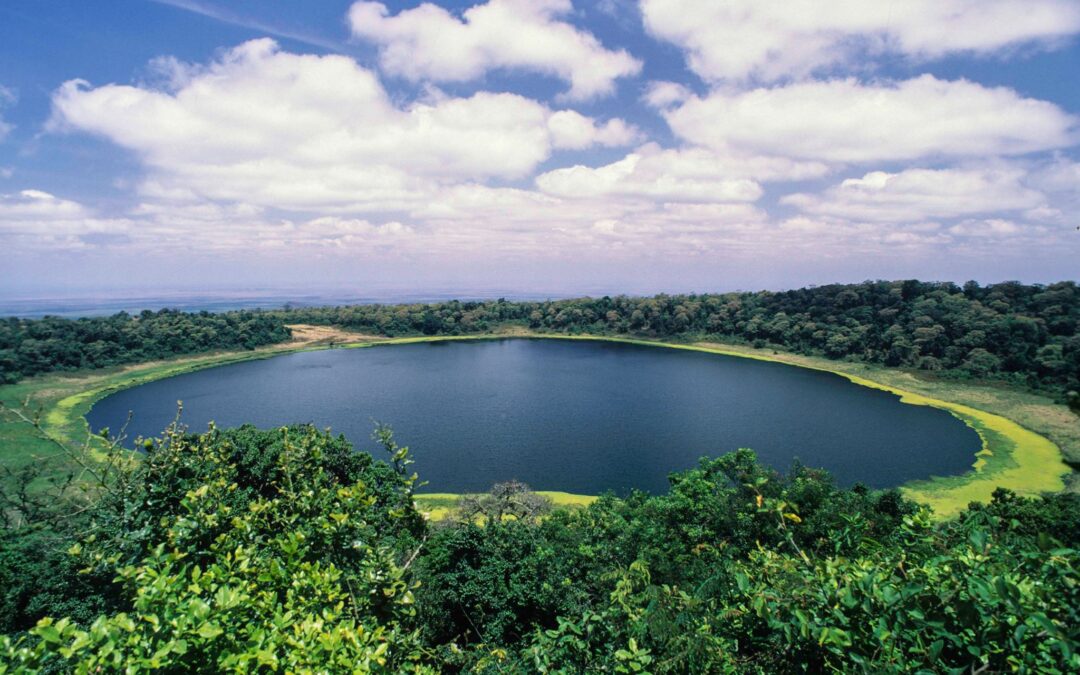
[3,0,1079,291]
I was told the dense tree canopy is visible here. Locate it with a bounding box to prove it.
[0,309,292,384]
[2,425,1077,672]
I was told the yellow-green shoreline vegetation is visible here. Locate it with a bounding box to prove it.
[676,340,1071,517]
[0,324,384,484]
[1,330,1071,519]
[414,491,597,521]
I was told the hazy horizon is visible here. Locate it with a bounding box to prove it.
[7,275,1079,320]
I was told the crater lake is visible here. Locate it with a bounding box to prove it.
[86,338,981,494]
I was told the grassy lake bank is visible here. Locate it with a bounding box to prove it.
[1,327,1073,519]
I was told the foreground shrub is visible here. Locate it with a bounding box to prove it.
[2,427,1077,672]
[1,425,434,673]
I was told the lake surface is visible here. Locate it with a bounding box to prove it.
[86,339,980,494]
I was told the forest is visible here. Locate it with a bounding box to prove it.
[1,424,1077,672]
[0,309,293,384]
[2,281,1079,408]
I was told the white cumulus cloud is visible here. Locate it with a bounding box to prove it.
[1030,157,1080,193]
[642,80,692,110]
[536,143,828,202]
[665,76,1077,163]
[547,110,641,149]
[948,218,1033,238]
[641,0,1080,83]
[0,190,133,252]
[0,189,87,220]
[783,166,1047,222]
[49,39,637,212]
[349,0,642,100]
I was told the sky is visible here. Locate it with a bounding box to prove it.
[0,0,1078,298]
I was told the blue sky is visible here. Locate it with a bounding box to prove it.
[1,0,1078,298]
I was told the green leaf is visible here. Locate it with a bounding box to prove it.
[34,623,62,645]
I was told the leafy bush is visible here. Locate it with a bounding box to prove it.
[1,425,432,673]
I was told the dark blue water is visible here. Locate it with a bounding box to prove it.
[86,339,980,493]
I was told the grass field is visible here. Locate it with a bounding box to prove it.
[1,330,1073,520]
[414,491,597,521]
